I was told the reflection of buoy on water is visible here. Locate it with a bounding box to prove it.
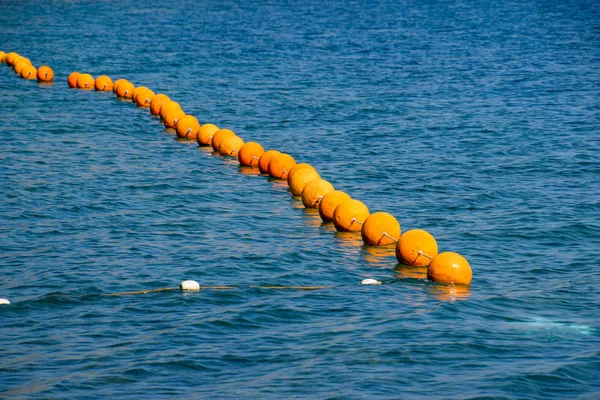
[361,278,381,285]
[333,199,370,232]
[197,123,220,146]
[36,66,54,82]
[219,135,245,157]
[179,280,200,291]
[301,179,334,208]
[395,229,438,267]
[175,115,201,139]
[76,73,94,90]
[211,129,235,151]
[238,142,265,166]
[361,212,401,246]
[427,252,472,285]
[318,190,351,222]
[268,153,296,179]
[150,94,170,115]
[94,75,113,91]
[258,150,281,174]
[67,72,81,88]
[289,167,320,196]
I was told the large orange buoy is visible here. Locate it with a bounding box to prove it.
[289,168,320,196]
[150,94,170,115]
[94,75,113,91]
[258,150,281,174]
[6,52,20,66]
[197,123,220,146]
[395,229,438,267]
[211,129,236,151]
[36,66,54,82]
[287,163,316,185]
[163,109,186,129]
[218,135,245,157]
[67,72,81,88]
[159,101,182,119]
[134,87,155,107]
[131,86,147,103]
[333,199,370,232]
[361,212,401,246]
[116,80,135,98]
[318,190,351,222]
[238,142,265,166]
[268,153,296,179]
[13,59,32,75]
[112,78,128,94]
[175,115,201,139]
[301,179,334,208]
[20,65,37,80]
[76,73,95,90]
[427,252,472,285]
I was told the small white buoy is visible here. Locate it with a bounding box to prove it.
[361,278,381,285]
[0,298,10,305]
[179,280,200,291]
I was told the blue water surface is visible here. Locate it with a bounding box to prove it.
[1,0,599,398]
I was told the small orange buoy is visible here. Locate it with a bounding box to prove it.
[150,94,170,115]
[67,72,81,88]
[76,73,94,90]
[112,78,128,94]
[268,153,296,179]
[238,142,265,166]
[116,80,135,98]
[361,212,401,246]
[6,52,20,66]
[175,115,201,139]
[134,87,155,107]
[211,129,236,152]
[258,150,281,174]
[159,101,182,119]
[395,229,438,267]
[163,109,186,129]
[301,179,334,208]
[319,190,351,222]
[94,75,113,91]
[0,51,6,63]
[131,86,147,103]
[36,65,54,82]
[13,59,32,75]
[218,135,245,156]
[287,163,316,185]
[197,123,220,146]
[20,65,37,80]
[427,252,472,286]
[289,168,320,196]
[333,199,370,232]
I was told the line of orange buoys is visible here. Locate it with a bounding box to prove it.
[1,51,54,82]
[0,51,472,288]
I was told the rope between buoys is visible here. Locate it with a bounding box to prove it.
[109,285,332,296]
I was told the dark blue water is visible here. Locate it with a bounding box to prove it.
[1,0,599,398]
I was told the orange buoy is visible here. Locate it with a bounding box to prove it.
[361,212,401,246]
[163,109,186,129]
[258,150,281,174]
[287,163,316,185]
[268,153,296,179]
[318,190,351,222]
[6,52,20,66]
[94,75,113,91]
[13,59,32,75]
[134,87,155,107]
[427,252,472,285]
[150,94,170,115]
[289,168,320,196]
[211,129,236,152]
[238,142,265,166]
[20,65,37,80]
[116,80,135,98]
[197,123,220,146]
[0,51,6,63]
[218,135,245,156]
[112,78,128,94]
[301,179,334,208]
[175,115,201,139]
[159,101,182,119]
[67,72,81,88]
[36,65,54,82]
[333,199,370,232]
[395,229,438,267]
[76,73,94,90]
[131,86,147,103]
